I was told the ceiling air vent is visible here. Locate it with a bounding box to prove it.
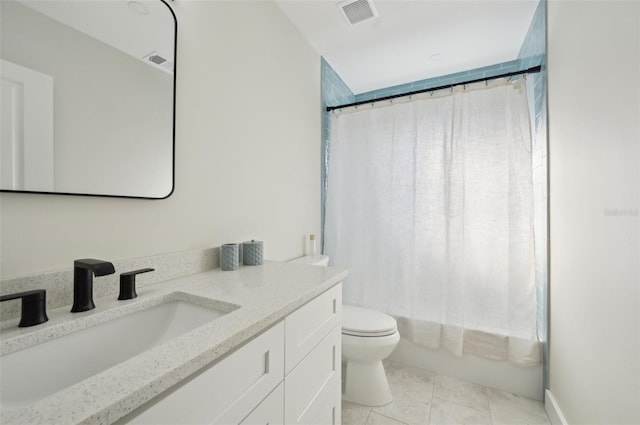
[338,0,378,25]
[143,51,174,74]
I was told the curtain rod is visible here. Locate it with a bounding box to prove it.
[326,65,542,112]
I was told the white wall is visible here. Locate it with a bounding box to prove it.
[547,1,639,423]
[0,1,321,279]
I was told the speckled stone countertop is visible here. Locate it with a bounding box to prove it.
[0,261,348,425]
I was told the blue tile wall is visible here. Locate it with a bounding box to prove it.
[321,58,354,251]
[519,0,547,133]
[322,58,354,145]
[518,0,549,392]
[355,59,524,103]
[518,0,546,70]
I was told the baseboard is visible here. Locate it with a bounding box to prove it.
[545,389,569,425]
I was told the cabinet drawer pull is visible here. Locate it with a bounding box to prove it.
[332,345,336,372]
[264,350,270,374]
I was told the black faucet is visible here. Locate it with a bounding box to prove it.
[71,259,115,313]
[0,289,49,327]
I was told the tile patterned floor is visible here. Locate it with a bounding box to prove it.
[342,361,550,425]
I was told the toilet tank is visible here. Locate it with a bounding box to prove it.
[289,255,329,267]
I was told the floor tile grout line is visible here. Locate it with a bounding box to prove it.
[431,394,492,413]
[371,410,408,425]
[426,372,437,425]
[363,407,372,425]
[486,387,496,425]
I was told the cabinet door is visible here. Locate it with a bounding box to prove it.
[294,376,341,425]
[240,383,284,425]
[121,322,284,425]
[285,283,342,373]
[285,324,341,425]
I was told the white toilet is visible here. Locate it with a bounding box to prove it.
[289,255,400,407]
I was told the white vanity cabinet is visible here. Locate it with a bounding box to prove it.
[120,321,285,425]
[119,283,342,425]
[284,284,342,425]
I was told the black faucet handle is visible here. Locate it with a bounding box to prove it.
[0,289,49,327]
[118,268,155,300]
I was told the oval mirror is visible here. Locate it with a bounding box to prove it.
[0,0,176,199]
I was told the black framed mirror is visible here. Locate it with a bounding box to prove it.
[0,0,176,199]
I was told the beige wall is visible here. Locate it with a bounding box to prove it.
[0,1,321,278]
[548,1,639,423]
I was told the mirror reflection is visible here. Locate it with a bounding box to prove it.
[0,0,175,199]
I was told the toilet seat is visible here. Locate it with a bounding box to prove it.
[342,305,397,337]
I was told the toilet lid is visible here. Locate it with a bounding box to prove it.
[342,305,397,337]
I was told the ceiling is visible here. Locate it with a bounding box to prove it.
[275,0,539,94]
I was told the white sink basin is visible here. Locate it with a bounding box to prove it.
[0,294,237,408]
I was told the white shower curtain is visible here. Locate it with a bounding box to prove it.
[325,79,540,366]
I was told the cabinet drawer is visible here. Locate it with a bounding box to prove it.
[285,283,342,373]
[122,321,285,425]
[239,382,284,425]
[284,324,341,424]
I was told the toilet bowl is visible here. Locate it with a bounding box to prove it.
[289,255,400,407]
[341,305,399,406]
